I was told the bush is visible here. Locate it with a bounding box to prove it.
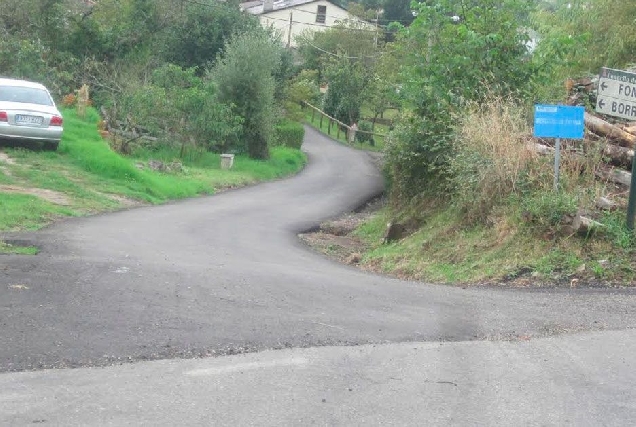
[274,120,305,149]
[383,109,455,205]
[355,120,375,145]
[117,64,242,155]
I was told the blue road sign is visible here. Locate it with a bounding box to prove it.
[533,104,585,139]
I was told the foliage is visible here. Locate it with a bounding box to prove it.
[274,119,305,149]
[119,65,242,155]
[213,29,284,159]
[297,21,380,125]
[381,0,415,25]
[284,70,321,120]
[322,56,370,124]
[533,0,636,76]
[296,20,379,74]
[163,1,260,72]
[355,120,375,145]
[383,109,455,205]
[384,0,540,206]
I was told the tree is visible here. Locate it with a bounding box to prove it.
[381,0,415,25]
[322,55,369,124]
[384,0,538,203]
[297,20,380,75]
[534,0,636,74]
[212,30,283,159]
[163,1,260,72]
[296,20,380,123]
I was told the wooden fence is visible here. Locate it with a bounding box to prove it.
[302,101,386,143]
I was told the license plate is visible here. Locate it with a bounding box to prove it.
[15,114,43,125]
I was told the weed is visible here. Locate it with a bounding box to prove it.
[602,211,636,249]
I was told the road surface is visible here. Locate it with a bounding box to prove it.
[1,126,636,425]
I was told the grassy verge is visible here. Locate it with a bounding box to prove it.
[304,109,385,152]
[355,205,635,286]
[0,107,306,234]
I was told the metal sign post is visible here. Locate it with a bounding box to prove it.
[553,138,561,191]
[596,67,636,229]
[533,105,585,191]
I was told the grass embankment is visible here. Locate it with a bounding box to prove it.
[308,98,636,286]
[0,107,306,252]
[355,207,634,285]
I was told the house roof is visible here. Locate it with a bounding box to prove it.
[242,0,342,16]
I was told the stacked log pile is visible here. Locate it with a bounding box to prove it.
[530,77,636,185]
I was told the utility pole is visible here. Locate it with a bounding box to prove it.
[287,12,293,48]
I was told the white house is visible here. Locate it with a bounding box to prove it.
[241,0,371,48]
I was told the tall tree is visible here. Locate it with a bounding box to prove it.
[535,0,636,74]
[382,0,415,25]
[213,30,283,159]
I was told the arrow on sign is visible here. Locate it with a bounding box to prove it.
[601,81,608,91]
[598,99,606,109]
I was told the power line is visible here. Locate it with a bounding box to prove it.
[302,39,380,59]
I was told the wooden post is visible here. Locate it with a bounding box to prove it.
[320,113,323,128]
[337,124,341,139]
[328,118,332,135]
[311,108,315,122]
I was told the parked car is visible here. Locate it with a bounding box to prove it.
[0,77,63,150]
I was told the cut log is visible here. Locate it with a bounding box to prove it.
[621,124,636,135]
[597,168,632,187]
[526,142,553,155]
[600,143,634,168]
[585,112,636,147]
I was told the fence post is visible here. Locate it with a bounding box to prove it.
[328,118,332,135]
[337,124,341,139]
[312,108,315,122]
[320,112,323,128]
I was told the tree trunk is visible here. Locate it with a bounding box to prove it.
[597,167,632,187]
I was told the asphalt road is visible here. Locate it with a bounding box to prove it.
[2,126,636,425]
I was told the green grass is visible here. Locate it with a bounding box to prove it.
[0,107,306,232]
[0,193,77,231]
[304,109,385,152]
[354,203,636,285]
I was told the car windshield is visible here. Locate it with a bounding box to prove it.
[0,85,53,106]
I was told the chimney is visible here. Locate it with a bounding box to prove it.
[263,0,274,12]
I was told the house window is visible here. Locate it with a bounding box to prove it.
[316,5,327,24]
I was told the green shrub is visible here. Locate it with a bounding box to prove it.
[274,120,305,149]
[355,120,375,146]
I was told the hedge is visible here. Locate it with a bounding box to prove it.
[274,119,304,149]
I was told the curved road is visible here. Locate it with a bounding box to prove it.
[2,127,636,425]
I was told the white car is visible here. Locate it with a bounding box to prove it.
[0,77,63,150]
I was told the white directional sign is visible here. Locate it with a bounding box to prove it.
[596,67,636,120]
